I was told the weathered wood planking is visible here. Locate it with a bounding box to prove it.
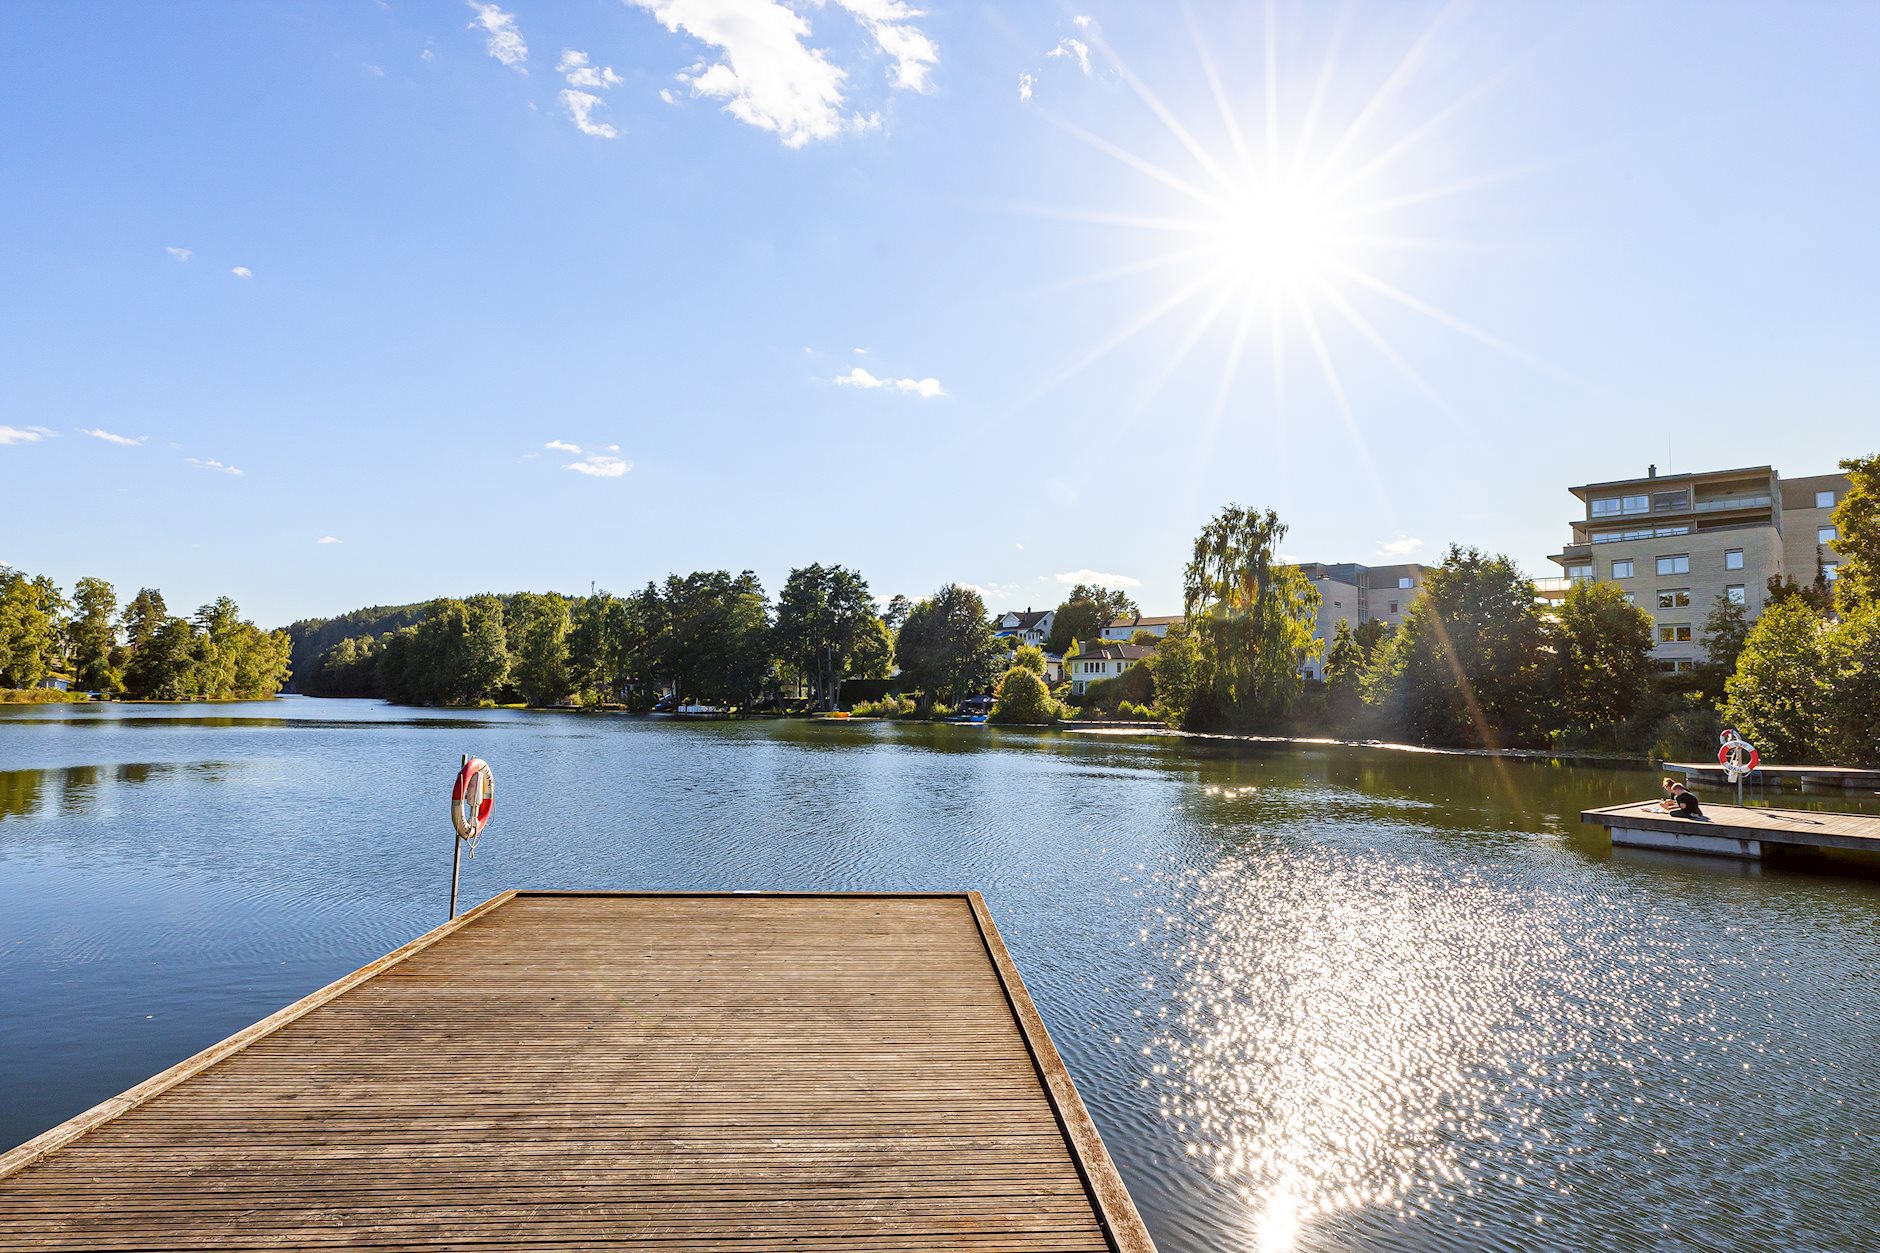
[0,891,1154,1252]
[1583,801,1880,859]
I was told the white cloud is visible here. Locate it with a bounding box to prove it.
[421,48,435,62]
[561,90,619,138]
[317,535,342,544]
[832,0,937,93]
[84,429,146,446]
[567,454,632,477]
[186,457,244,476]
[1055,568,1142,588]
[0,425,55,446]
[1378,536,1425,558]
[834,366,943,397]
[1048,37,1091,75]
[1072,14,1092,28]
[853,346,867,354]
[545,439,582,453]
[1017,72,1033,102]
[604,443,620,452]
[659,87,676,104]
[558,48,623,89]
[231,266,252,279]
[467,1,527,68]
[165,246,191,262]
[364,63,385,77]
[630,0,856,148]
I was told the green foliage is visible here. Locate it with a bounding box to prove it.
[1646,696,1725,764]
[774,564,882,710]
[852,694,918,719]
[1182,503,1320,731]
[1550,580,1657,735]
[1144,623,1205,726]
[68,577,120,692]
[1822,601,1880,765]
[1700,592,1751,686]
[989,666,1060,724]
[509,593,573,706]
[285,601,428,687]
[1766,570,1834,614]
[0,570,64,689]
[1011,644,1046,676]
[1323,618,1365,728]
[896,584,1001,708]
[1378,545,1549,749]
[1832,453,1879,611]
[1723,596,1830,762]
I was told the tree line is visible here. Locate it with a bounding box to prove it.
[0,568,291,701]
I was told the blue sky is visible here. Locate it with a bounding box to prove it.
[3,1,1877,628]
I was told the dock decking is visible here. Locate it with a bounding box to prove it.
[1583,801,1880,860]
[0,891,1154,1252]
[1663,761,1880,791]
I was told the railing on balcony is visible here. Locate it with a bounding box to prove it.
[1694,494,1772,513]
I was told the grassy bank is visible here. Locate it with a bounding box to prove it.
[0,688,92,704]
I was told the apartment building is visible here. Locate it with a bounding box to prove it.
[1544,464,1848,670]
[1293,561,1428,681]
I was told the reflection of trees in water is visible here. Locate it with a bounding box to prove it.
[0,762,242,823]
[0,770,45,820]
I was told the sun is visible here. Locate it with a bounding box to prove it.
[1204,183,1343,288]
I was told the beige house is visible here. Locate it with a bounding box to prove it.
[1292,562,1428,680]
[1099,613,1183,641]
[1543,464,1847,670]
[1067,642,1153,695]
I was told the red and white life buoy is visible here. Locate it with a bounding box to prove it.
[1718,739,1759,775]
[451,758,494,840]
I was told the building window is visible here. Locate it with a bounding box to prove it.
[1656,589,1691,609]
[1591,497,1621,517]
[1388,600,1399,614]
[1724,548,1744,570]
[1656,555,1690,576]
[1726,584,1746,606]
[1819,525,1837,544]
[1825,563,1840,582]
[1397,576,1413,589]
[1566,563,1593,581]
[1816,490,1836,508]
[1622,593,1636,604]
[1612,559,1634,579]
[1658,623,1693,643]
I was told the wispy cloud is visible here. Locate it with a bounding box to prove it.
[230,266,253,279]
[561,90,618,138]
[165,246,192,262]
[558,48,622,89]
[834,366,943,398]
[557,49,622,138]
[0,425,55,446]
[567,454,632,478]
[317,535,343,545]
[630,0,868,148]
[1048,37,1091,75]
[467,0,527,68]
[1017,72,1033,102]
[545,439,582,453]
[84,429,146,447]
[186,457,244,476]
[1055,568,1142,588]
[1378,536,1425,558]
[364,63,386,77]
[832,0,938,93]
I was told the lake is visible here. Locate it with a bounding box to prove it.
[3,698,1877,1251]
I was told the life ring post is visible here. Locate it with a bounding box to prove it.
[449,754,466,920]
[448,754,496,920]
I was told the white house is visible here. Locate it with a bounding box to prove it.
[1099,613,1183,641]
[994,608,1054,648]
[1067,642,1153,695]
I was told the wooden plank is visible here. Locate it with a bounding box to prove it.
[0,891,1152,1252]
[1582,801,1880,852]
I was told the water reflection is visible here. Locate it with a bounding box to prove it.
[0,762,242,822]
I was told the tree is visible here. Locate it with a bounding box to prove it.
[0,570,63,689]
[123,617,199,700]
[1766,570,1834,615]
[67,577,120,692]
[881,594,913,634]
[1181,504,1321,730]
[1550,580,1656,735]
[647,571,771,709]
[1323,618,1365,728]
[1376,545,1549,749]
[120,588,168,651]
[1723,596,1830,762]
[1832,453,1879,611]
[990,666,1058,724]
[1144,623,1205,725]
[1046,584,1139,654]
[1701,592,1751,677]
[1823,601,1880,765]
[1011,644,1046,676]
[850,616,895,682]
[774,565,879,710]
[896,584,1001,708]
[510,594,573,706]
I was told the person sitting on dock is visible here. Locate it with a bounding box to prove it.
[1659,778,1704,818]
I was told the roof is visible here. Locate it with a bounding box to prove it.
[1566,464,1775,500]
[1076,642,1155,661]
[1105,614,1183,628]
[997,608,1051,630]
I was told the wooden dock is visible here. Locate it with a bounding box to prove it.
[1663,761,1880,791]
[0,891,1154,1251]
[1583,801,1880,861]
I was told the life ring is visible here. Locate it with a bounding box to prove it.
[451,758,494,840]
[1718,740,1759,774]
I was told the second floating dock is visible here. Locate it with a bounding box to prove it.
[1583,801,1880,861]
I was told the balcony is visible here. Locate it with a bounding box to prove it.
[1694,494,1772,514]
[1534,576,1573,601]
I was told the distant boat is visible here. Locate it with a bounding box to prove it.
[945,713,988,725]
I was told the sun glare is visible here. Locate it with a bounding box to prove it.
[1206,184,1342,287]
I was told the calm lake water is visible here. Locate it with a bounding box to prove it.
[3,698,1878,1251]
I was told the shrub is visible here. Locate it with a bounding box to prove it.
[990,667,1061,724]
[851,694,917,719]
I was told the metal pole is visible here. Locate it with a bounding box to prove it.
[449,753,466,919]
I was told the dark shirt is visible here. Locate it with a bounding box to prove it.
[1669,790,1703,817]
